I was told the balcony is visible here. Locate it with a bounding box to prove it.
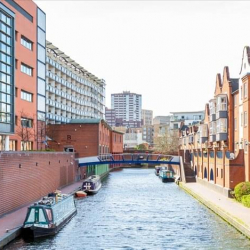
[200,124,208,143]
[209,99,216,122]
[216,118,227,141]
[216,95,227,120]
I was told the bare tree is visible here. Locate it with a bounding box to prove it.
[16,110,36,150]
[154,128,179,155]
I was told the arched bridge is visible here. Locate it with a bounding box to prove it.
[78,153,181,167]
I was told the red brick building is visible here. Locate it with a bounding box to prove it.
[179,47,250,196]
[47,119,124,176]
[1,0,46,151]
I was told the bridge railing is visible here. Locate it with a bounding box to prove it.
[98,153,174,163]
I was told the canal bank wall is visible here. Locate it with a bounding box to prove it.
[179,182,250,239]
[0,180,83,249]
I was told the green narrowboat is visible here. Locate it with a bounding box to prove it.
[159,169,175,182]
[22,192,77,238]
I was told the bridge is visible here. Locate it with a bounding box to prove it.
[78,153,181,167]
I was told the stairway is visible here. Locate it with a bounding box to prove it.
[184,163,196,183]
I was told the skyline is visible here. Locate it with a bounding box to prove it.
[35,0,250,116]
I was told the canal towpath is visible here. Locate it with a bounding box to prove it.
[179,182,250,239]
[0,180,83,249]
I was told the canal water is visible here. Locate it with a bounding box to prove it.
[5,168,250,250]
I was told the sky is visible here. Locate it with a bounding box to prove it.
[34,0,250,117]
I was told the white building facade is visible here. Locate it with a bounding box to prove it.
[111,91,142,128]
[46,41,106,124]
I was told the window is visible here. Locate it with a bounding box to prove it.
[221,169,223,178]
[21,36,32,50]
[244,83,248,99]
[234,118,237,130]
[241,113,243,127]
[244,111,247,127]
[241,86,243,100]
[21,63,32,76]
[234,94,237,107]
[9,140,16,151]
[21,141,33,151]
[21,90,32,102]
[21,117,33,128]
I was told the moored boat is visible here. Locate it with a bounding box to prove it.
[82,175,102,194]
[22,191,77,238]
[155,166,161,176]
[75,190,87,198]
[159,169,175,182]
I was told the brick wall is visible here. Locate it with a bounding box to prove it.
[0,151,77,216]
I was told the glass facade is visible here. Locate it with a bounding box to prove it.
[0,4,15,134]
[37,8,46,121]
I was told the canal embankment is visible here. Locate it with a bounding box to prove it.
[179,182,250,239]
[0,180,83,249]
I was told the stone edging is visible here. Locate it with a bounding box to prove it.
[179,182,250,239]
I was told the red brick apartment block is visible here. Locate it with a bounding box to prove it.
[179,47,250,196]
[1,0,46,151]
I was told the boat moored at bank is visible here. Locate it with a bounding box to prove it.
[22,191,77,238]
[159,169,175,182]
[82,175,102,194]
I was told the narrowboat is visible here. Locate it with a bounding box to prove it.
[22,191,77,238]
[159,169,175,182]
[82,175,102,194]
[155,166,161,176]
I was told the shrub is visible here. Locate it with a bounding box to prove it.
[234,182,250,202]
[241,195,250,208]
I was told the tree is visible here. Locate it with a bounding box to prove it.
[135,143,148,150]
[16,110,36,150]
[153,128,179,154]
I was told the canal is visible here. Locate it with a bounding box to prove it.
[5,168,250,249]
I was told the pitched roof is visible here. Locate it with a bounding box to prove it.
[230,78,239,93]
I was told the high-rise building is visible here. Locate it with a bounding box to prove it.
[142,109,153,125]
[46,41,106,124]
[0,0,46,151]
[111,91,142,128]
[105,107,116,127]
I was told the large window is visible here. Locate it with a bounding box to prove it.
[21,36,32,50]
[21,90,32,102]
[21,141,33,151]
[21,63,32,76]
[21,117,33,128]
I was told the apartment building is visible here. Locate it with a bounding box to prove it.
[142,125,154,145]
[105,107,116,127]
[170,111,204,130]
[142,109,153,125]
[111,91,142,128]
[46,41,105,124]
[179,47,250,196]
[0,0,46,151]
[153,116,170,125]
